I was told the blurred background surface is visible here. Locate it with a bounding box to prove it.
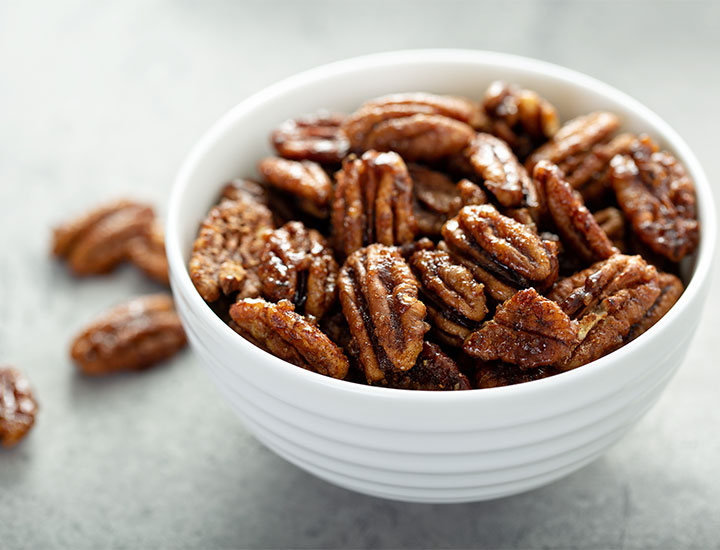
[1,1,718,548]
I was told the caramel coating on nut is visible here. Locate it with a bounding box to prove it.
[70,294,187,376]
[474,362,557,389]
[626,272,683,342]
[332,150,417,257]
[126,221,170,286]
[457,178,489,206]
[390,342,471,391]
[259,221,338,319]
[464,288,578,369]
[593,207,626,250]
[52,199,155,276]
[338,244,429,384]
[257,157,333,211]
[229,299,349,379]
[409,164,463,236]
[0,367,38,448]
[271,111,350,164]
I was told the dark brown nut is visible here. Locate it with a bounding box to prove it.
[126,221,169,286]
[464,288,579,369]
[474,362,557,389]
[482,81,560,159]
[533,160,617,263]
[220,178,271,205]
[390,342,471,391]
[70,294,187,376]
[52,199,155,276]
[189,194,274,302]
[331,150,417,257]
[271,111,350,164]
[338,244,429,384]
[458,178,489,206]
[409,164,463,236]
[258,221,338,319]
[257,157,333,217]
[410,249,487,347]
[440,204,559,301]
[0,367,38,448]
[229,298,349,379]
[397,237,435,260]
[626,272,683,342]
[593,207,626,251]
[464,133,534,208]
[526,112,621,174]
[610,140,699,262]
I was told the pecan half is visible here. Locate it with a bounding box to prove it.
[409,164,463,236]
[230,298,349,379]
[338,244,429,384]
[271,111,350,164]
[440,204,559,301]
[482,81,560,159]
[458,178,489,206]
[626,272,683,342]
[533,160,617,262]
[593,207,626,251]
[257,157,333,217]
[410,249,487,347]
[332,150,417,256]
[126,221,169,286]
[52,199,155,276]
[474,362,557,389]
[464,289,578,369]
[258,221,338,319]
[0,367,38,448]
[610,138,699,262]
[189,193,274,302]
[70,294,187,375]
[390,342,471,391]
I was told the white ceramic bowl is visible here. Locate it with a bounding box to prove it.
[167,50,715,503]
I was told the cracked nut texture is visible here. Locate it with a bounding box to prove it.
[409,164,463,236]
[626,271,683,342]
[0,367,38,448]
[271,111,350,164]
[70,294,187,375]
[257,157,333,217]
[338,244,429,384]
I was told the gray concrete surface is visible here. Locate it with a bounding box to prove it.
[1,1,719,548]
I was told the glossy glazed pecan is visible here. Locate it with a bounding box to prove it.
[390,342,471,391]
[410,249,487,347]
[533,160,617,262]
[474,362,557,389]
[626,272,683,342]
[338,244,429,384]
[464,289,578,369]
[610,138,699,262]
[52,199,155,276]
[409,164,463,236]
[126,221,169,286]
[70,294,187,375]
[258,221,338,319]
[332,150,417,256]
[189,193,274,302]
[457,178,489,206]
[0,367,38,448]
[593,206,626,250]
[229,298,349,379]
[440,204,559,301]
[271,111,350,164]
[482,81,560,159]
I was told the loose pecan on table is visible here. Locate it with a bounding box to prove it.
[126,220,170,286]
[610,137,699,262]
[52,199,155,275]
[409,164,463,236]
[338,244,429,384]
[70,294,187,375]
[229,298,349,380]
[257,157,333,218]
[258,221,338,320]
[0,367,38,448]
[332,150,417,257]
[271,111,350,164]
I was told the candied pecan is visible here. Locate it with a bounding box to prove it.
[458,178,489,206]
[229,298,349,379]
[390,342,471,391]
[610,139,699,262]
[70,294,187,375]
[410,249,487,347]
[533,160,617,262]
[52,199,155,276]
[482,81,559,159]
[464,289,578,369]
[594,207,626,251]
[220,178,271,205]
[332,150,417,256]
[126,221,169,286]
[258,221,338,319]
[0,367,38,448]
[626,272,683,342]
[338,244,429,384]
[397,237,435,259]
[271,111,349,164]
[409,164,463,236]
[189,193,274,302]
[474,361,557,389]
[257,157,333,217]
[440,204,559,301]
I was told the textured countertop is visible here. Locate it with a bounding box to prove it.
[1,1,719,548]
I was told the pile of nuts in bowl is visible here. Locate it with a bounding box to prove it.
[188,82,699,391]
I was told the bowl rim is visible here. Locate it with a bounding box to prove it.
[166,48,716,402]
